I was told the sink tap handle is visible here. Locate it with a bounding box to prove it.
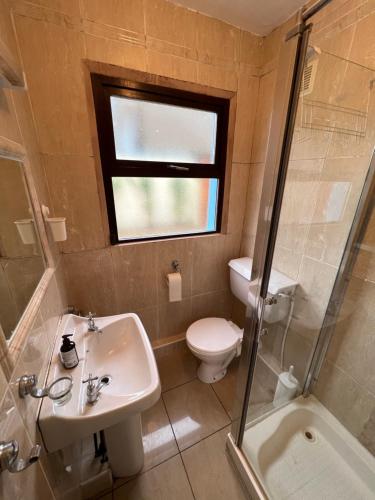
[82,373,98,390]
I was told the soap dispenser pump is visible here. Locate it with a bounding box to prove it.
[60,334,79,369]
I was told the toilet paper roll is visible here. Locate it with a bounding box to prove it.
[167,272,182,302]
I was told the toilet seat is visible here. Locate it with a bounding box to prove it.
[186,318,240,356]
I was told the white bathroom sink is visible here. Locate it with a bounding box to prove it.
[39,313,160,453]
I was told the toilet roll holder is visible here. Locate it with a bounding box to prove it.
[171,260,181,272]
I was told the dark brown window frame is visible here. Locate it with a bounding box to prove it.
[90,73,230,244]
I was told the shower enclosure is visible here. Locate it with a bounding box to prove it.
[228,1,375,498]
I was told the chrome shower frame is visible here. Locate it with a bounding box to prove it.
[227,0,338,497]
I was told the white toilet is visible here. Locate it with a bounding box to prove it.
[186,257,297,383]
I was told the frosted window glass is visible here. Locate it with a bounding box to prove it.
[112,177,218,240]
[110,96,217,163]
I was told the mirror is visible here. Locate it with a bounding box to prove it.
[0,158,46,340]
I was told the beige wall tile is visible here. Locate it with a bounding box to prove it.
[196,63,238,91]
[43,155,106,252]
[0,0,18,58]
[272,245,303,282]
[239,31,263,67]
[227,163,250,235]
[10,311,51,442]
[145,0,197,49]
[82,0,145,34]
[39,274,63,345]
[353,208,375,282]
[262,26,282,69]
[0,89,22,144]
[62,248,117,316]
[28,0,80,17]
[85,34,147,70]
[250,70,276,163]
[146,50,198,81]
[195,14,240,65]
[290,127,332,161]
[0,264,19,339]
[191,235,239,295]
[241,163,265,245]
[349,12,375,69]
[240,233,256,258]
[4,257,45,320]
[327,78,375,159]
[159,298,192,339]
[14,15,92,155]
[156,238,192,304]
[133,306,159,343]
[326,277,375,394]
[233,70,259,163]
[275,159,322,257]
[191,290,233,322]
[282,327,314,383]
[292,256,338,337]
[0,390,54,499]
[11,91,39,154]
[312,23,355,60]
[111,243,158,312]
[0,157,38,258]
[314,360,375,439]
[304,156,370,266]
[0,364,6,400]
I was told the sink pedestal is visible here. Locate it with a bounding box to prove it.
[104,413,144,477]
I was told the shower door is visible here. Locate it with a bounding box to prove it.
[232,3,375,497]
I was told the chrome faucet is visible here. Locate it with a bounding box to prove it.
[0,440,41,474]
[87,312,102,333]
[82,374,110,405]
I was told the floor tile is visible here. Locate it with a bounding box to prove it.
[163,379,231,450]
[113,455,194,500]
[211,359,240,419]
[141,398,179,471]
[155,342,198,392]
[94,492,113,500]
[182,426,248,500]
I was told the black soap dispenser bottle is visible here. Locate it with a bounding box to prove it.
[60,334,79,369]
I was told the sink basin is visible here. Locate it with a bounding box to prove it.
[85,315,159,407]
[39,313,160,475]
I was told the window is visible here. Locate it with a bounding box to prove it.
[91,73,230,243]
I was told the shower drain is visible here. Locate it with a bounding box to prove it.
[303,429,316,443]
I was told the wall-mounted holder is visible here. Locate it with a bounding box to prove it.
[172,259,181,272]
[0,440,40,474]
[18,374,73,406]
[41,204,67,242]
[14,218,36,244]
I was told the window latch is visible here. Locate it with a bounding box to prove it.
[167,164,190,171]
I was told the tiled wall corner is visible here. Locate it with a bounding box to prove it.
[10,0,265,344]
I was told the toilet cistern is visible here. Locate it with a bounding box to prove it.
[186,257,298,384]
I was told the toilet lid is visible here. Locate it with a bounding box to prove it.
[186,318,239,355]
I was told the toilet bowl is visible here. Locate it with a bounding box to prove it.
[186,257,298,383]
[186,318,243,383]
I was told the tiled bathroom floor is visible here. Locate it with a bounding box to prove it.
[97,343,251,500]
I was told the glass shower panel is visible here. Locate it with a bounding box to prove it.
[239,21,375,499]
[244,48,375,423]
